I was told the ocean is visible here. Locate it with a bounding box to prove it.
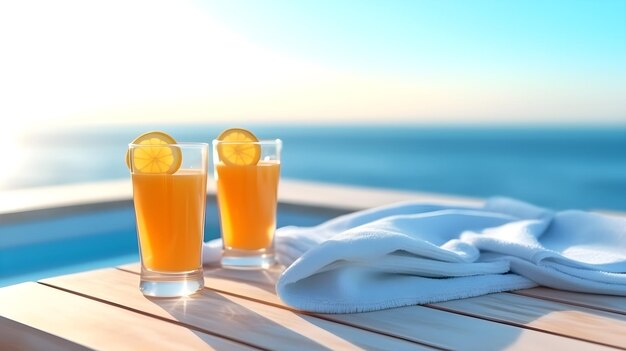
[6,125,626,211]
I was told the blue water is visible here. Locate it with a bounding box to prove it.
[7,124,626,210]
[2,124,626,286]
[0,202,340,287]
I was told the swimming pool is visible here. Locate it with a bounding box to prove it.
[0,198,345,287]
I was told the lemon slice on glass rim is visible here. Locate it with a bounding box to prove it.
[126,131,182,174]
[216,128,261,166]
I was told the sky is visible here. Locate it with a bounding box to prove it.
[0,0,625,132]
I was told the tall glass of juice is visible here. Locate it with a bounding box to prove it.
[212,137,281,269]
[129,141,208,297]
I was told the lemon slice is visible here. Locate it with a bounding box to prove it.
[126,131,182,174]
[216,128,261,166]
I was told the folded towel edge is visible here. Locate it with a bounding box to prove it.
[278,277,537,314]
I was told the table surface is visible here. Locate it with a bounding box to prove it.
[1,262,625,351]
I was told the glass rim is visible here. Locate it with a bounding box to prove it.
[211,138,282,146]
[128,142,209,148]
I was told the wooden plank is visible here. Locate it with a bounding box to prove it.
[118,264,613,351]
[0,283,254,351]
[0,316,91,351]
[41,269,429,351]
[0,178,482,217]
[4,177,622,220]
[431,293,626,349]
[277,179,482,211]
[513,287,626,315]
[325,304,615,351]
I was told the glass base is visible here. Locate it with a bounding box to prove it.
[221,248,275,270]
[139,267,204,297]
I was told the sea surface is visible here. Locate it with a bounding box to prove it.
[5,124,626,211]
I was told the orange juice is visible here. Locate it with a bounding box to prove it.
[216,161,280,250]
[132,170,207,272]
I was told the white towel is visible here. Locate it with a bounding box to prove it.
[203,197,626,313]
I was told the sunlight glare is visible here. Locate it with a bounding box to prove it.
[0,124,26,189]
[0,0,332,126]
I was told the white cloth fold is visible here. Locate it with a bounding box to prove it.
[203,197,626,313]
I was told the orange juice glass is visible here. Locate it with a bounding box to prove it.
[212,139,281,269]
[129,142,208,297]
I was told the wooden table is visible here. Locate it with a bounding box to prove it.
[1,263,625,351]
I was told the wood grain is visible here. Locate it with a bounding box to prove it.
[325,303,614,351]
[119,263,614,351]
[0,316,91,351]
[0,283,253,351]
[41,269,428,351]
[513,287,626,315]
[431,292,626,349]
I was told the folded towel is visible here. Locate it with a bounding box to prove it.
[203,197,626,313]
